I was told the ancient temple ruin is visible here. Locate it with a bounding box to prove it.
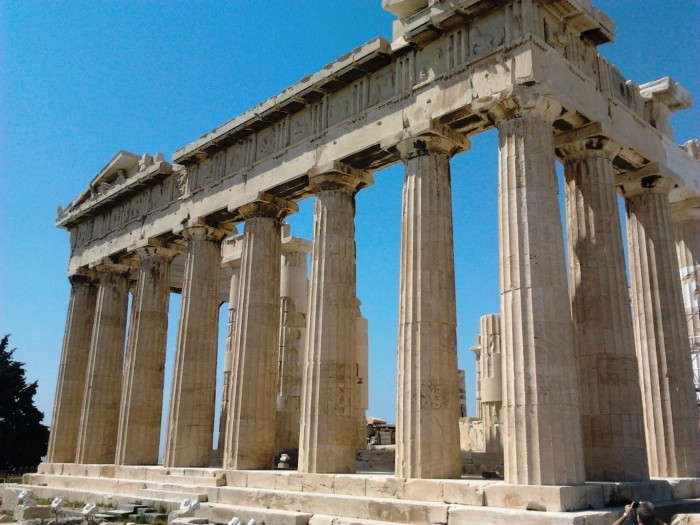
[20,0,700,522]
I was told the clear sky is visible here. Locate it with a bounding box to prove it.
[1,1,698,448]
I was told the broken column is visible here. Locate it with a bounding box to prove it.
[298,162,373,474]
[478,314,503,455]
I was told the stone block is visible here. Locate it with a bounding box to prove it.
[14,504,52,520]
[404,480,443,502]
[667,478,698,499]
[365,476,405,499]
[225,470,248,488]
[484,483,604,512]
[441,480,490,506]
[0,514,13,523]
[302,474,334,494]
[670,515,700,525]
[273,473,304,492]
[600,480,673,507]
[332,475,366,496]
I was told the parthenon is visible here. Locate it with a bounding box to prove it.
[16,0,700,523]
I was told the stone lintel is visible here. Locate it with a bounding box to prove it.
[308,162,374,194]
[234,191,299,220]
[639,77,692,113]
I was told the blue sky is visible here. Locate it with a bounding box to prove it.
[1,1,698,446]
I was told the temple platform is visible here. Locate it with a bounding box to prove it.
[5,464,697,525]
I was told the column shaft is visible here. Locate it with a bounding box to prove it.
[625,177,700,477]
[225,198,292,469]
[75,267,130,464]
[46,275,98,463]
[395,135,462,479]
[164,224,226,467]
[496,106,584,485]
[218,265,240,454]
[559,140,648,481]
[298,166,372,473]
[116,247,177,465]
[479,314,503,455]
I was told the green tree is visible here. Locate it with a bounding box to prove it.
[0,334,49,471]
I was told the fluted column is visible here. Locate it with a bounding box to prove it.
[224,193,297,469]
[116,244,180,465]
[46,272,98,463]
[488,94,585,485]
[275,231,311,453]
[164,221,229,467]
[622,173,700,477]
[218,248,242,454]
[394,127,467,479]
[556,131,648,481]
[298,162,373,474]
[478,314,503,455]
[75,262,131,464]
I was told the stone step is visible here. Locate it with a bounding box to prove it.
[208,486,449,525]
[198,502,312,525]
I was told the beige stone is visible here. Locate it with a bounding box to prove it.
[224,193,297,470]
[76,263,130,464]
[394,127,467,480]
[117,244,180,465]
[164,221,229,467]
[556,131,648,481]
[46,273,97,463]
[622,174,700,477]
[298,163,373,474]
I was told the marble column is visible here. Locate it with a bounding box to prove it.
[355,303,369,450]
[622,173,700,477]
[75,262,131,464]
[115,244,179,465]
[225,193,297,469]
[478,314,503,455]
[46,272,98,463]
[489,95,585,485]
[556,132,649,481]
[164,221,229,468]
[395,128,467,479]
[298,162,373,474]
[275,231,311,453]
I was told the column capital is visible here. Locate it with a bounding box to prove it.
[128,238,183,261]
[181,218,231,243]
[474,87,562,126]
[308,161,374,194]
[617,164,676,198]
[68,267,98,284]
[237,191,298,221]
[554,123,621,161]
[89,257,134,275]
[391,122,470,161]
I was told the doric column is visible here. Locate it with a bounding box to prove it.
[621,172,700,477]
[298,162,373,474]
[469,340,482,420]
[394,125,467,479]
[478,314,503,455]
[218,237,243,455]
[75,262,131,464]
[486,93,585,485]
[164,220,229,467]
[115,243,180,465]
[556,129,648,481]
[224,193,297,469]
[355,302,369,450]
[275,229,311,453]
[46,271,98,463]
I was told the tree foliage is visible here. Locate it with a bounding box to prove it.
[0,334,49,471]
